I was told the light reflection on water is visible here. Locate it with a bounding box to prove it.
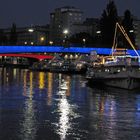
[20,98,37,140]
[54,74,80,140]
[57,74,71,140]
[0,68,140,139]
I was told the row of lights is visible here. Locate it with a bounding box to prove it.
[24,42,34,45]
[24,41,54,45]
[28,27,134,42]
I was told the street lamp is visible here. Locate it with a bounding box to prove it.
[40,37,45,41]
[63,29,69,46]
[31,42,34,45]
[63,29,69,35]
[49,41,53,45]
[82,38,86,47]
[28,28,34,45]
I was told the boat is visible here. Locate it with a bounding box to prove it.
[48,59,87,74]
[29,53,87,74]
[86,22,140,90]
[29,59,50,71]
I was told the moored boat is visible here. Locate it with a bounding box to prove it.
[86,22,140,90]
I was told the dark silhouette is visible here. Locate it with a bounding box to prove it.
[0,29,8,45]
[100,0,118,47]
[9,23,18,45]
[121,10,135,49]
[69,32,94,46]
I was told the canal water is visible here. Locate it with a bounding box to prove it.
[0,68,140,140]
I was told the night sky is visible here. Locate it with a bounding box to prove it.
[0,0,139,28]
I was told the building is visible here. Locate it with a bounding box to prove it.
[4,25,50,45]
[133,19,140,48]
[70,23,92,36]
[50,6,84,44]
[119,16,140,49]
[83,18,100,37]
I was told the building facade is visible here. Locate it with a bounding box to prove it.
[4,25,49,45]
[133,19,140,48]
[50,6,84,44]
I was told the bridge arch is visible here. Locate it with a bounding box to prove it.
[0,54,54,61]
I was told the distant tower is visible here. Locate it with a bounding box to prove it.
[50,6,83,44]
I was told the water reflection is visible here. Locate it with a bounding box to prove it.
[23,70,27,96]
[0,68,140,139]
[89,87,140,140]
[29,72,33,98]
[57,74,71,140]
[20,98,37,140]
[47,72,53,106]
[39,72,45,89]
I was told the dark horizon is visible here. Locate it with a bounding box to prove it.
[0,0,140,28]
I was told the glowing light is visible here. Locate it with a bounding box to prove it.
[0,46,138,56]
[64,55,68,59]
[75,54,78,59]
[129,30,134,33]
[57,76,70,140]
[49,41,53,45]
[40,37,45,42]
[83,38,86,42]
[31,42,34,45]
[70,54,73,59]
[96,30,101,34]
[28,28,34,32]
[63,29,69,34]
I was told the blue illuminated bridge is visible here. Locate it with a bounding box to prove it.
[0,46,139,57]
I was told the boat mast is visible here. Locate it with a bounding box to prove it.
[111,23,118,57]
[111,22,140,58]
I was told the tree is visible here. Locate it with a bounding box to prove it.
[121,10,135,49]
[9,23,18,45]
[100,0,118,46]
[69,32,94,46]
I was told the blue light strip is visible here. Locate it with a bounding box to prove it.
[0,46,139,56]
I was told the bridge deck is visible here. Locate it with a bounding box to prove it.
[0,46,139,56]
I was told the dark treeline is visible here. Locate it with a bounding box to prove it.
[100,0,135,48]
[0,23,17,45]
